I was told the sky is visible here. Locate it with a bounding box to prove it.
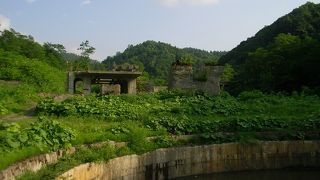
[0,0,320,61]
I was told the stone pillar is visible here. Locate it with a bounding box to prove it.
[205,66,224,95]
[127,78,137,94]
[67,72,75,94]
[83,77,92,96]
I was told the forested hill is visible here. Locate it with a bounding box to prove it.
[215,2,320,93]
[219,2,320,65]
[102,41,226,81]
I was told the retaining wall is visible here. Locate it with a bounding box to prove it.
[57,141,320,180]
[0,148,75,180]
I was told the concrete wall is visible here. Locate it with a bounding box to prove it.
[66,72,91,95]
[127,78,137,94]
[168,65,224,95]
[153,86,168,93]
[0,148,75,180]
[0,140,128,180]
[66,72,139,95]
[57,141,320,180]
[168,65,194,90]
[101,84,121,95]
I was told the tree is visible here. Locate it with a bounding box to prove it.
[0,29,45,60]
[71,40,96,71]
[221,64,235,82]
[43,43,66,69]
[78,40,95,59]
[238,34,320,92]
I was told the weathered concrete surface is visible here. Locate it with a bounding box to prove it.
[169,65,194,90]
[57,141,320,180]
[152,86,167,93]
[168,65,224,95]
[0,148,76,180]
[0,140,127,180]
[127,78,137,94]
[101,84,121,95]
[67,71,141,95]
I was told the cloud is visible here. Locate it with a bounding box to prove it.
[158,0,220,7]
[81,0,92,6]
[0,15,11,31]
[26,0,36,3]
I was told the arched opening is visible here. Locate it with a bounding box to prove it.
[74,78,84,94]
[91,84,102,94]
[119,80,128,94]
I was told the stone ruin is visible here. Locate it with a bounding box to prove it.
[66,71,141,95]
[112,63,139,72]
[168,63,224,95]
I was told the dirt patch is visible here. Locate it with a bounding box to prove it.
[0,114,34,122]
[37,93,74,102]
[0,80,21,85]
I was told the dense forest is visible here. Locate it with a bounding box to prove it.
[220,2,320,93]
[102,41,226,84]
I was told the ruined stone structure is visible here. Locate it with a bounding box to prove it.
[101,84,121,95]
[168,65,224,95]
[57,141,320,180]
[67,71,141,95]
[144,84,168,93]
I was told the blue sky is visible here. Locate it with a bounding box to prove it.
[0,0,320,61]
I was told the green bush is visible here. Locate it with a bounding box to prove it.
[212,92,244,115]
[0,83,36,114]
[36,95,146,120]
[0,117,76,152]
[0,103,8,115]
[0,50,65,92]
[35,90,320,136]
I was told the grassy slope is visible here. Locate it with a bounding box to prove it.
[1,91,319,174]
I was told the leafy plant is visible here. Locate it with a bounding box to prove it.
[0,117,76,152]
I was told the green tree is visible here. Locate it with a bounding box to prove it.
[78,40,95,59]
[221,64,235,82]
[43,43,66,69]
[72,40,96,71]
[239,34,320,92]
[0,29,45,60]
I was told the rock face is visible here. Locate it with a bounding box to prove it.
[168,65,224,95]
[57,141,320,180]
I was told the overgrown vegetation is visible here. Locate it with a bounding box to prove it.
[0,50,65,92]
[220,2,320,93]
[0,117,75,169]
[0,117,75,152]
[35,90,320,137]
[1,3,320,179]
[0,82,36,114]
[1,90,319,177]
